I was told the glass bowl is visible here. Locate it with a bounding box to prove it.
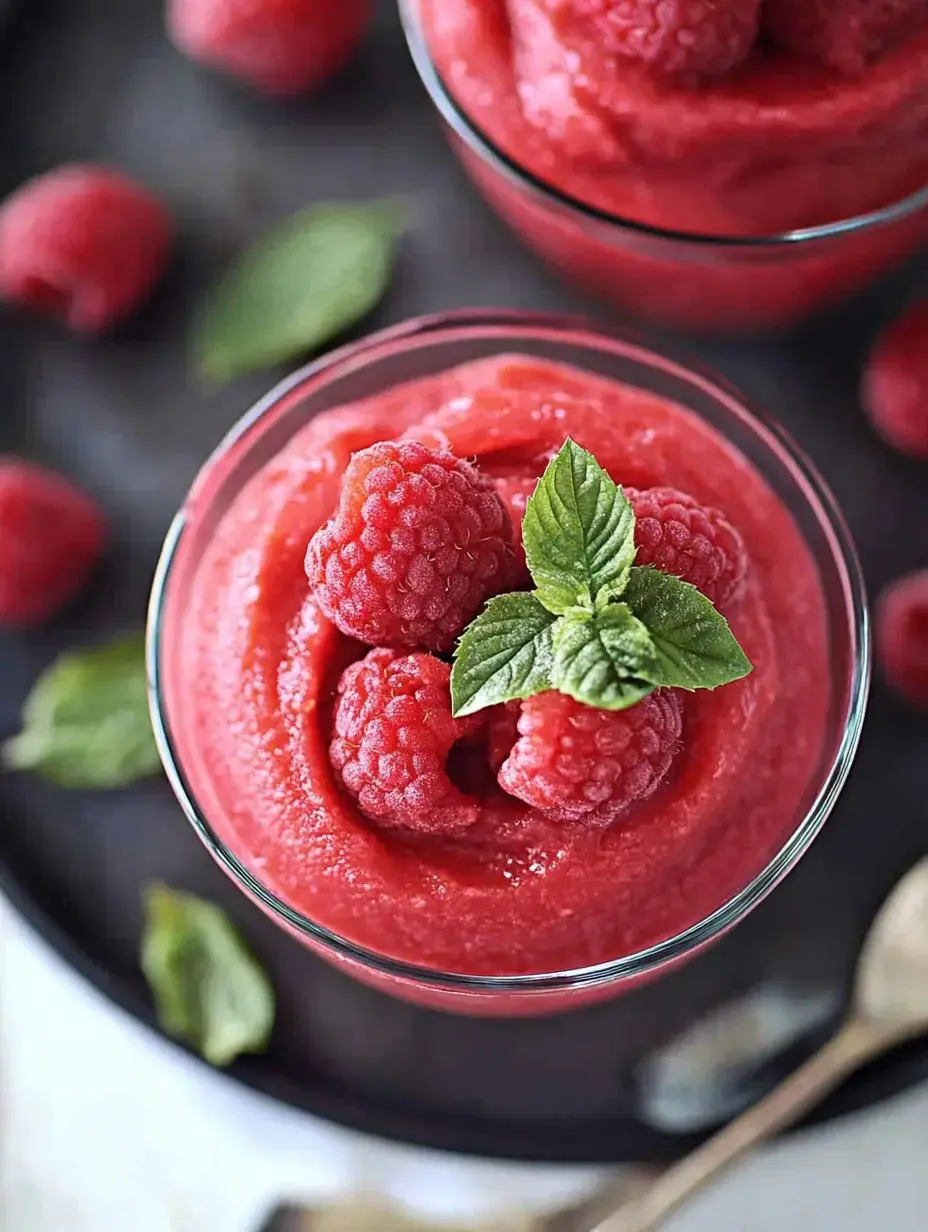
[148,311,869,1016]
[399,0,928,335]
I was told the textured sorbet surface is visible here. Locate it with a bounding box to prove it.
[176,356,830,975]
[420,0,928,236]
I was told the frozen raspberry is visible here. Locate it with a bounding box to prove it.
[499,690,683,825]
[330,648,481,834]
[877,570,928,709]
[763,0,925,73]
[168,0,373,96]
[0,166,171,333]
[494,474,537,586]
[0,459,107,626]
[575,0,762,77]
[862,301,928,459]
[306,441,515,653]
[627,487,747,608]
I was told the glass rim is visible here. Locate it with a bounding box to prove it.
[398,0,928,251]
[147,309,871,994]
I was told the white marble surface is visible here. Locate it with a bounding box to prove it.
[2,893,926,1232]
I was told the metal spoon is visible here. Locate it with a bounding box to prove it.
[264,854,928,1232]
[593,853,928,1231]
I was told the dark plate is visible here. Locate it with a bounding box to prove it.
[1,0,927,1166]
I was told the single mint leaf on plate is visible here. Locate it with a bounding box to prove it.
[141,883,275,1068]
[522,438,636,615]
[193,200,406,383]
[451,592,557,717]
[2,632,161,789]
[624,566,753,691]
[551,604,657,711]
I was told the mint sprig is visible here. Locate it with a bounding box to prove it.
[522,438,636,614]
[451,439,752,715]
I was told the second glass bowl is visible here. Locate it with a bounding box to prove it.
[400,0,928,336]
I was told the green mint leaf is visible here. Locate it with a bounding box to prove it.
[2,633,161,789]
[624,566,753,691]
[521,438,636,615]
[451,592,556,717]
[141,883,275,1068]
[193,200,405,382]
[551,604,657,711]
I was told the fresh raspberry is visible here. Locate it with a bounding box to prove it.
[763,0,925,73]
[168,0,373,96]
[498,690,683,825]
[574,0,762,77]
[484,701,523,773]
[0,459,107,626]
[862,301,928,459]
[330,648,482,834]
[627,487,747,608]
[0,166,171,333]
[494,474,537,585]
[877,570,928,709]
[306,441,515,653]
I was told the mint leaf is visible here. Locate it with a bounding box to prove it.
[451,592,556,717]
[624,566,753,691]
[193,200,405,382]
[551,605,657,711]
[522,438,636,615]
[141,884,275,1068]
[2,633,160,788]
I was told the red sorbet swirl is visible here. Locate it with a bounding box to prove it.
[177,357,829,976]
[419,0,928,236]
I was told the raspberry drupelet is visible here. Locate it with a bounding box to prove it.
[498,690,684,825]
[306,441,515,653]
[330,648,482,834]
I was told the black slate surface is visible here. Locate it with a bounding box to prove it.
[0,0,926,1163]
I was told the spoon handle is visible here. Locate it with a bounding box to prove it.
[589,1016,882,1232]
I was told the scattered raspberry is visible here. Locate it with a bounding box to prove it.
[330,648,481,834]
[763,0,925,73]
[168,0,373,95]
[0,166,171,333]
[0,459,107,626]
[498,690,683,825]
[862,300,928,459]
[877,570,928,708]
[575,0,762,77]
[627,486,747,608]
[306,441,515,653]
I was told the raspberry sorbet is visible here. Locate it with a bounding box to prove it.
[163,348,839,1009]
[409,0,928,329]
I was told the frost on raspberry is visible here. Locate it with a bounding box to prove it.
[0,458,107,626]
[306,440,515,653]
[330,649,482,834]
[626,486,747,607]
[574,0,762,77]
[863,300,928,460]
[877,570,928,709]
[763,0,925,73]
[0,165,171,333]
[498,690,683,825]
